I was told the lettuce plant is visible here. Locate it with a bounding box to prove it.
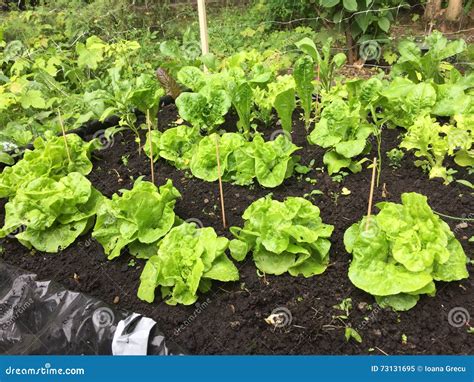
[344,192,469,311]
[380,78,436,128]
[144,125,202,169]
[175,85,231,133]
[0,172,102,253]
[294,55,315,129]
[0,133,96,198]
[138,222,239,305]
[92,178,181,260]
[295,37,346,92]
[189,133,300,188]
[392,32,466,84]
[229,195,334,277]
[308,97,374,174]
[400,115,473,183]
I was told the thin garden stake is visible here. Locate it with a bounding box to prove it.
[215,135,227,229]
[365,157,377,231]
[146,110,155,184]
[57,109,71,163]
[197,0,209,55]
[197,0,225,227]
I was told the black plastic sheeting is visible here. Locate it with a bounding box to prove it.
[0,262,183,355]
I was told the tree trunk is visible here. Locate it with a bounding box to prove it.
[445,0,463,21]
[345,29,355,64]
[424,0,442,20]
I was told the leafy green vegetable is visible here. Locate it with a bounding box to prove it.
[308,97,374,174]
[344,192,469,311]
[0,133,96,199]
[230,195,334,277]
[189,133,300,188]
[144,126,201,169]
[295,37,346,92]
[92,178,181,260]
[400,115,473,183]
[0,172,102,253]
[138,222,239,305]
[392,32,467,84]
[175,85,231,133]
[380,78,437,128]
[294,55,315,129]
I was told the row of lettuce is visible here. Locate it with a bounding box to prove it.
[1,30,473,186]
[0,133,469,311]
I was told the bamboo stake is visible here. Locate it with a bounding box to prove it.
[365,157,377,231]
[57,109,71,163]
[197,0,226,228]
[215,135,227,228]
[197,0,209,56]
[146,110,155,184]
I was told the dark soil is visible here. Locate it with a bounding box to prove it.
[0,105,473,355]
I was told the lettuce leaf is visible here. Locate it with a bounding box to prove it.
[0,133,96,198]
[344,192,469,311]
[0,172,102,253]
[229,195,334,277]
[137,222,239,305]
[92,178,181,260]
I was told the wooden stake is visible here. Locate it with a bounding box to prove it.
[365,157,377,231]
[215,135,227,228]
[57,109,71,163]
[146,110,155,184]
[197,0,209,56]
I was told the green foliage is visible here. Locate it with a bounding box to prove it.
[190,133,300,188]
[230,195,334,277]
[175,86,231,133]
[380,78,437,128]
[0,172,102,253]
[308,97,374,174]
[295,37,346,92]
[386,148,404,169]
[344,192,469,311]
[138,222,239,305]
[92,179,181,260]
[145,126,201,170]
[400,115,473,183]
[392,32,467,84]
[0,133,96,198]
[145,129,301,188]
[294,55,315,129]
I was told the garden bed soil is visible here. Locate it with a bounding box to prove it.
[1,105,473,355]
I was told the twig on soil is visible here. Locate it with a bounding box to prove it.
[57,109,71,164]
[375,346,389,356]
